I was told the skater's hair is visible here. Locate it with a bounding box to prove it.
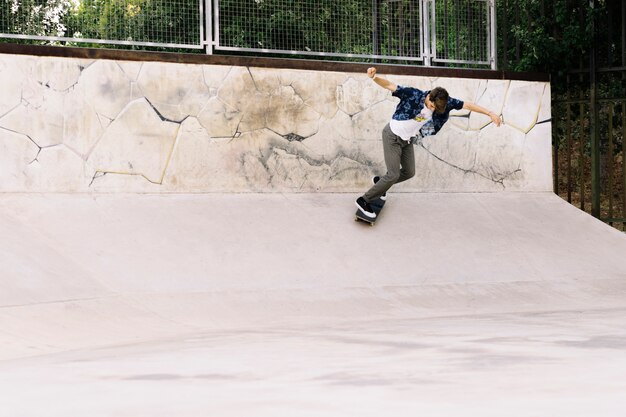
[429,87,449,113]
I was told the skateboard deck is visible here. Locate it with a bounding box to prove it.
[354,198,386,226]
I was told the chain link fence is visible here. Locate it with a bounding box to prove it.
[216,0,495,67]
[0,0,204,49]
[432,0,493,65]
[216,0,424,62]
[1,0,495,68]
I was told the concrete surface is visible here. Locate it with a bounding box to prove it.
[2,47,621,417]
[1,192,626,416]
[0,53,551,193]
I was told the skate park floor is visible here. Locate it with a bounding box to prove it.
[1,192,626,417]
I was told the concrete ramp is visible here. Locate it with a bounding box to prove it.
[1,49,625,416]
[1,192,626,416]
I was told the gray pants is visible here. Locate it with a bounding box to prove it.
[364,123,415,202]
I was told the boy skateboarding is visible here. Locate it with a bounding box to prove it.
[355,67,503,220]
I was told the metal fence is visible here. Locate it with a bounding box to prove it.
[549,1,626,231]
[215,0,496,68]
[0,0,205,50]
[215,0,424,62]
[1,0,496,68]
[553,76,626,232]
[431,0,494,66]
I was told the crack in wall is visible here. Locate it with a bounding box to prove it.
[26,147,42,165]
[258,84,322,140]
[89,170,162,187]
[0,101,21,120]
[144,97,188,124]
[418,142,521,188]
[239,136,381,190]
[158,124,183,185]
[36,77,80,94]
[266,126,318,143]
[116,62,142,82]
[344,97,390,119]
[81,112,111,162]
[328,164,375,182]
[475,81,488,103]
[213,66,235,94]
[246,67,261,92]
[285,81,306,103]
[283,133,307,142]
[88,171,106,187]
[84,98,183,187]
[223,118,245,142]
[0,125,42,153]
[21,95,40,111]
[286,84,306,104]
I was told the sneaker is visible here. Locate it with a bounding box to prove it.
[372,176,387,201]
[355,197,376,219]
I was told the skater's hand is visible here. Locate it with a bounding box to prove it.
[463,103,503,127]
[368,68,397,92]
[488,112,502,127]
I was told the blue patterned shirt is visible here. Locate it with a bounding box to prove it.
[392,86,464,137]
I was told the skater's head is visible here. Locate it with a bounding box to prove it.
[426,87,449,114]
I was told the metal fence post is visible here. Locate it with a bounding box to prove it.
[490,0,497,70]
[421,0,432,66]
[205,0,213,54]
[590,0,601,218]
[372,0,379,58]
[214,0,220,53]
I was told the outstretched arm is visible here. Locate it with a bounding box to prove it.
[463,102,502,126]
[367,67,397,92]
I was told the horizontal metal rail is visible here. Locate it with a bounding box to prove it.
[214,46,425,62]
[0,34,204,50]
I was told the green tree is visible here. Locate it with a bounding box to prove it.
[497,0,594,75]
[65,0,200,48]
[3,0,72,38]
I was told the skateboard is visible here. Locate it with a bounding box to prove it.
[354,198,386,226]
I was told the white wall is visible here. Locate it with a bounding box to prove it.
[0,53,552,193]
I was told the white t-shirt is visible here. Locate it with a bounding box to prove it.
[389,107,433,142]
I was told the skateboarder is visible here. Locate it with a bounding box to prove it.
[355,67,503,219]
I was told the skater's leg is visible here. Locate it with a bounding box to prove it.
[364,124,404,202]
[396,141,415,184]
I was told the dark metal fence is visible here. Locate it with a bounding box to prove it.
[550,2,626,231]
[497,0,625,231]
[553,80,626,231]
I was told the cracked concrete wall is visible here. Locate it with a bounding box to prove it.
[0,53,552,193]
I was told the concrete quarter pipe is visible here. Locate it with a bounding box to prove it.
[1,50,626,417]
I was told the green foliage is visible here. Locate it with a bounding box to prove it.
[1,0,602,71]
[435,0,490,63]
[3,0,72,38]
[63,0,199,48]
[218,0,374,55]
[497,0,594,75]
